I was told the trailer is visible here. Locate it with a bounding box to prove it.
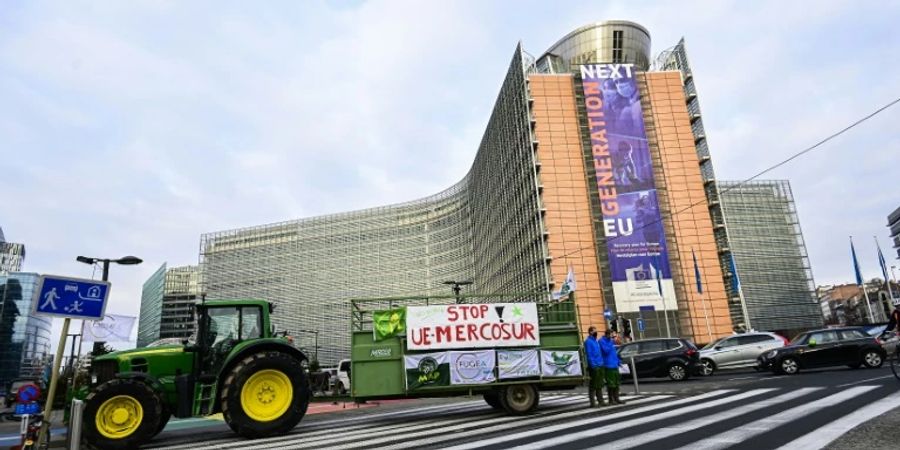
[349,292,584,414]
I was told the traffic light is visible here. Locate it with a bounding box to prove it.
[623,319,632,340]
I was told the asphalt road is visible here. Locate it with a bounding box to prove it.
[125,366,900,449]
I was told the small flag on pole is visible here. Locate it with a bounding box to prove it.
[728,253,741,294]
[552,266,577,301]
[876,239,890,282]
[851,237,864,286]
[692,249,703,294]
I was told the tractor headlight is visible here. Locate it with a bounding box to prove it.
[91,374,98,385]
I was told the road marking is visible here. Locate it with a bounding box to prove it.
[837,374,895,387]
[153,395,590,450]
[775,389,900,449]
[437,389,737,450]
[323,396,667,450]
[676,385,880,450]
[508,389,773,450]
[591,387,821,450]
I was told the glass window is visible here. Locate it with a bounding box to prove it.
[807,331,839,344]
[240,307,262,340]
[665,340,684,350]
[839,330,866,340]
[639,341,666,353]
[717,338,740,348]
[206,307,239,348]
[737,335,771,345]
[619,344,639,358]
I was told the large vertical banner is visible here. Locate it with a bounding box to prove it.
[580,64,676,313]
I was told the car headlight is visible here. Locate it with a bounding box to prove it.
[765,350,778,359]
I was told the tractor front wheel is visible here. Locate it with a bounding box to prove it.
[221,351,310,439]
[82,379,163,450]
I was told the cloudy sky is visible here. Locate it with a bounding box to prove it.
[2,1,898,342]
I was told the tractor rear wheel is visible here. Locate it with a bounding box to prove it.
[152,408,171,437]
[221,351,310,439]
[82,379,163,450]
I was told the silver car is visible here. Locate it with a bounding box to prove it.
[699,332,788,376]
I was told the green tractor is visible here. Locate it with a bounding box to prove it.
[81,299,310,449]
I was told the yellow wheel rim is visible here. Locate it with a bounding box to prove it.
[240,369,293,422]
[96,395,143,439]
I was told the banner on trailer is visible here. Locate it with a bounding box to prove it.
[405,352,450,390]
[540,350,582,377]
[406,303,540,350]
[497,349,541,379]
[579,63,677,313]
[449,350,496,385]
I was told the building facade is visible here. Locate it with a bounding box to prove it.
[0,227,26,273]
[819,281,896,325]
[137,264,201,347]
[718,180,823,331]
[0,272,52,387]
[198,21,824,363]
[889,206,900,260]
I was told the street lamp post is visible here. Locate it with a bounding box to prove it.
[442,280,473,304]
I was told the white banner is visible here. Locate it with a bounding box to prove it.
[497,349,540,379]
[449,350,496,385]
[82,314,136,342]
[540,350,582,377]
[406,303,540,350]
[612,277,677,313]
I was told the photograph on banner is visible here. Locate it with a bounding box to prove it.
[406,303,539,350]
[449,350,496,385]
[540,350,582,377]
[405,352,450,390]
[498,349,540,379]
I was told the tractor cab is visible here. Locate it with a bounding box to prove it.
[83,299,310,450]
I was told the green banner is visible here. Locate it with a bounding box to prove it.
[373,307,406,342]
[405,352,450,390]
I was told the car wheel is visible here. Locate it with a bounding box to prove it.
[668,362,688,381]
[863,350,884,368]
[700,359,716,376]
[780,357,800,375]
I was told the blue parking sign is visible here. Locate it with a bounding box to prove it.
[32,275,111,320]
[637,318,645,332]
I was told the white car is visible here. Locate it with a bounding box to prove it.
[699,332,788,376]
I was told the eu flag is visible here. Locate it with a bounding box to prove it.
[692,249,703,294]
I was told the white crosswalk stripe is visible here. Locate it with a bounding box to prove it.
[677,385,880,450]
[146,385,899,450]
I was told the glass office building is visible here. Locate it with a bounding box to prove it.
[137,264,166,347]
[198,21,822,362]
[718,180,822,331]
[889,206,900,260]
[138,264,201,347]
[0,272,52,387]
[0,227,26,273]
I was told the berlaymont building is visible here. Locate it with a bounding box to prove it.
[191,21,822,364]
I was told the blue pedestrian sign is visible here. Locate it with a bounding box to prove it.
[604,308,612,319]
[32,275,111,320]
[637,318,645,332]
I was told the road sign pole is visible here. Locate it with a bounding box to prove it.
[39,317,70,447]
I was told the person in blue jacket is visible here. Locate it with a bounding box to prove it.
[599,329,625,405]
[584,326,605,407]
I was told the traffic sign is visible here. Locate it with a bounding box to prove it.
[32,275,110,320]
[637,318,645,332]
[604,308,612,319]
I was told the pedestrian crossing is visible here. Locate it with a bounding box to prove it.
[146,385,900,450]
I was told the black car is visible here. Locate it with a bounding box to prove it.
[618,338,700,381]
[756,327,886,375]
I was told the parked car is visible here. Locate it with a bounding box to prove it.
[699,332,788,376]
[756,327,886,375]
[334,359,351,395]
[617,338,700,381]
[860,324,899,356]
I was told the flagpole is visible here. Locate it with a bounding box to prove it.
[851,236,875,323]
[729,252,752,331]
[692,249,713,341]
[655,257,672,338]
[875,236,897,307]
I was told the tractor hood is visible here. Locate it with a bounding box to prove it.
[93,344,185,363]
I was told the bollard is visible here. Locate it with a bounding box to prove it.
[68,399,84,450]
[630,357,639,395]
